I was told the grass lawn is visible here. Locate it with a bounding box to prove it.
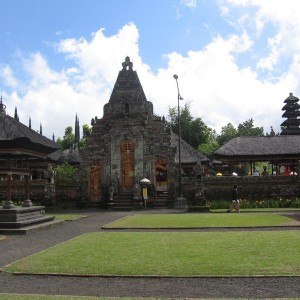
[103,213,297,228]
[4,231,300,276]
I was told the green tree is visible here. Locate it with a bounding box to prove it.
[237,118,264,136]
[56,126,75,150]
[55,163,78,182]
[168,102,215,149]
[217,123,238,146]
[57,124,92,150]
[80,124,92,148]
[198,141,219,159]
[217,119,264,146]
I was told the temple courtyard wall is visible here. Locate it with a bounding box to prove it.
[0,176,299,208]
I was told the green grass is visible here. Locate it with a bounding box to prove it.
[103,213,296,228]
[4,231,300,276]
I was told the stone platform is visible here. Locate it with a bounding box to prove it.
[0,206,62,234]
[188,205,210,212]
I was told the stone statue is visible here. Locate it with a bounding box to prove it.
[109,184,114,201]
[190,161,209,211]
[122,56,133,70]
[44,164,55,184]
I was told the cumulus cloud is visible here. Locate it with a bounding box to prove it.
[2,1,300,141]
[0,65,18,88]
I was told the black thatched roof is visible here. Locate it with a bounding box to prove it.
[171,131,210,164]
[0,112,59,156]
[214,135,300,162]
[48,148,82,165]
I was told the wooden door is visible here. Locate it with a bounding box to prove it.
[89,160,101,201]
[120,142,135,190]
[155,159,168,192]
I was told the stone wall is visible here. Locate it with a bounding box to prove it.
[1,176,299,207]
[0,179,80,205]
[201,176,300,201]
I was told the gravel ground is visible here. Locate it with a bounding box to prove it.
[0,209,299,299]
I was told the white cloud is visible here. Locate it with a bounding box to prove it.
[181,0,197,8]
[23,52,68,88]
[3,1,300,141]
[0,65,18,88]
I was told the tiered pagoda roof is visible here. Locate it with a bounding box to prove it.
[280,92,300,135]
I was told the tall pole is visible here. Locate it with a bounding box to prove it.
[173,74,182,197]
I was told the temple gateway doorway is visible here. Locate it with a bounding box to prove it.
[155,158,168,193]
[89,160,101,202]
[120,142,135,190]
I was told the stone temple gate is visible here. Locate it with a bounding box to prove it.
[80,57,178,208]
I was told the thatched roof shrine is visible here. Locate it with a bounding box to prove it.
[0,110,59,157]
[171,131,209,164]
[213,135,300,162]
[48,148,82,165]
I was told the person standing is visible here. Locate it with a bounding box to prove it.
[229,184,240,213]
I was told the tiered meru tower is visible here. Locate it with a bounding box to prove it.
[80,57,177,207]
[281,92,300,135]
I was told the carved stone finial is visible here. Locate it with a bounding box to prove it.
[122,56,133,70]
[0,95,7,114]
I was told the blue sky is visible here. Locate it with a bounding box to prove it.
[1,0,299,139]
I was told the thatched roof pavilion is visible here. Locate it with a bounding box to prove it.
[214,135,300,162]
[0,100,59,208]
[0,112,59,157]
[171,131,209,164]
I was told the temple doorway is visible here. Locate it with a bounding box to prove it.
[120,142,135,190]
[89,160,101,202]
[155,158,168,193]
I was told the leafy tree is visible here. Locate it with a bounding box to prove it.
[55,163,78,182]
[217,119,264,146]
[82,124,92,139]
[198,141,219,159]
[217,123,238,146]
[168,102,215,149]
[57,124,91,150]
[237,118,264,137]
[56,126,74,150]
[80,124,92,148]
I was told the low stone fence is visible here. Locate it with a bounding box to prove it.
[1,176,299,208]
[0,179,80,207]
[201,175,300,201]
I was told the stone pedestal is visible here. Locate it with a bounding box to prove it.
[2,200,15,209]
[188,204,210,212]
[174,196,188,209]
[0,206,55,229]
[22,199,33,207]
